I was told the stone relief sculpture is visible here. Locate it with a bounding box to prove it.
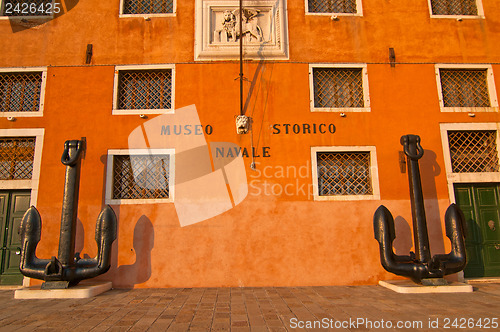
[215,8,263,43]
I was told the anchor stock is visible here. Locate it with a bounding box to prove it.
[373,135,467,283]
[19,140,117,289]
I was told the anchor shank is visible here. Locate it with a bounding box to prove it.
[57,140,83,266]
[403,135,431,263]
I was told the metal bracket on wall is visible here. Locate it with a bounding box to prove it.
[389,48,396,67]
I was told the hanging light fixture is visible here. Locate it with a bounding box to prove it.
[236,0,250,134]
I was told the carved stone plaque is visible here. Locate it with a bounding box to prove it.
[195,0,289,61]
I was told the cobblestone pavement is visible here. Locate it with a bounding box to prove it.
[0,282,499,331]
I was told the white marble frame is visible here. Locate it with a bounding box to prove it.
[304,0,363,17]
[427,0,484,19]
[310,146,380,201]
[105,148,175,205]
[194,0,289,61]
[119,0,177,18]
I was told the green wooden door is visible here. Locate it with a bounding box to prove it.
[0,191,30,285]
[454,184,500,278]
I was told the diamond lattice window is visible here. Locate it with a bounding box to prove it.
[313,68,364,108]
[2,0,52,17]
[308,0,357,13]
[123,0,174,14]
[317,152,372,196]
[0,72,43,113]
[118,70,172,110]
[440,69,490,107]
[112,154,170,200]
[431,0,478,16]
[448,131,499,173]
[0,137,36,180]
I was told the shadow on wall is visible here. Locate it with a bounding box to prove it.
[9,1,80,33]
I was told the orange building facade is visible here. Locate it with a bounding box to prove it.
[1,0,500,288]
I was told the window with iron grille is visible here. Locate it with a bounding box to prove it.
[439,69,490,107]
[122,0,174,14]
[316,151,373,196]
[117,69,173,111]
[312,67,365,109]
[0,137,36,180]
[307,0,358,14]
[112,154,171,200]
[430,0,479,16]
[448,130,499,173]
[0,71,43,113]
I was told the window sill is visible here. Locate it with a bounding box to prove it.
[119,13,176,18]
[430,15,484,19]
[313,194,380,201]
[112,109,174,115]
[0,180,31,190]
[311,107,370,112]
[440,107,498,112]
[106,198,173,205]
[0,112,43,117]
[305,12,362,17]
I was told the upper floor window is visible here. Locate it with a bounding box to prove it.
[120,0,175,16]
[113,65,175,115]
[309,64,370,112]
[307,0,361,15]
[429,0,484,17]
[435,65,498,112]
[0,68,46,117]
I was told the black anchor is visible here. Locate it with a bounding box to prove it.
[19,139,117,289]
[373,135,467,284]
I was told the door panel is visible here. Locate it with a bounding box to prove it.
[454,184,500,278]
[0,191,30,285]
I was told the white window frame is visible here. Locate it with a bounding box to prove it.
[311,146,380,201]
[427,0,484,19]
[112,64,175,115]
[105,148,175,205]
[440,122,500,203]
[435,64,498,112]
[119,0,176,18]
[305,0,363,17]
[309,64,370,113]
[0,0,59,20]
[0,128,44,207]
[0,67,47,117]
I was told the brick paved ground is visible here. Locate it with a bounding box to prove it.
[0,282,499,331]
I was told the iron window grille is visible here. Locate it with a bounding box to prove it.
[308,0,357,13]
[0,71,43,113]
[439,69,490,107]
[0,137,36,180]
[117,69,172,110]
[317,151,373,196]
[313,68,364,108]
[430,0,478,16]
[448,131,499,173]
[112,154,170,200]
[122,0,174,14]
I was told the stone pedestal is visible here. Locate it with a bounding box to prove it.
[379,280,473,294]
[14,281,112,299]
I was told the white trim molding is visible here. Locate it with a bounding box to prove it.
[105,148,175,205]
[309,63,370,113]
[119,0,176,18]
[435,64,498,113]
[0,128,45,207]
[0,67,47,118]
[427,0,485,19]
[440,122,500,203]
[311,145,380,201]
[305,0,363,17]
[112,64,175,115]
